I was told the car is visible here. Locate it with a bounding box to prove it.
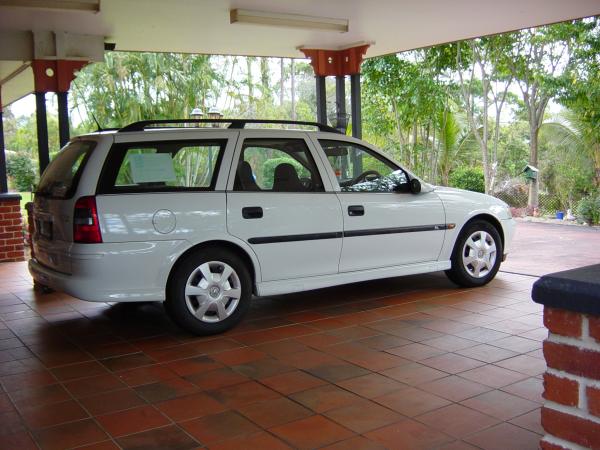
[29,119,515,335]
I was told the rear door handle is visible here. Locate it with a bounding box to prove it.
[348,205,365,216]
[242,206,263,219]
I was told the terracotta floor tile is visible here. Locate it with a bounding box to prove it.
[96,405,169,437]
[79,388,146,415]
[9,383,71,408]
[0,410,27,436]
[207,380,279,408]
[488,336,540,353]
[421,353,486,374]
[336,373,407,399]
[454,327,510,343]
[500,377,544,403]
[116,424,199,450]
[437,442,480,450]
[260,370,326,395]
[415,403,500,438]
[463,422,541,450]
[233,357,294,379]
[321,435,386,450]
[295,333,350,350]
[422,335,478,352]
[20,399,88,429]
[374,387,451,417]
[461,390,540,420]
[324,399,403,433]
[237,396,313,428]
[508,408,544,435]
[207,431,291,450]
[326,326,381,341]
[254,339,310,357]
[117,365,178,387]
[163,356,222,377]
[459,364,529,388]
[455,343,518,363]
[270,415,354,449]
[180,410,259,444]
[305,361,370,382]
[211,347,267,366]
[51,361,108,381]
[100,353,156,372]
[290,384,362,413]
[134,377,199,403]
[365,418,454,450]
[0,370,56,392]
[75,441,120,450]
[418,375,492,402]
[380,362,447,386]
[277,349,339,369]
[63,373,126,398]
[34,419,108,450]
[185,367,248,391]
[493,354,547,376]
[157,391,227,421]
[383,326,445,342]
[386,342,447,361]
[0,430,38,450]
[357,335,412,350]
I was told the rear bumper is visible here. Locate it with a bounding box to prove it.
[29,240,188,302]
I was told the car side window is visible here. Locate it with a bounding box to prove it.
[101,140,225,193]
[319,140,409,193]
[234,138,324,192]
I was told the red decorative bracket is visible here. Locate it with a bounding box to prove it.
[300,44,370,77]
[31,59,88,93]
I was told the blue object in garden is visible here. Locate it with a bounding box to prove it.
[556,211,564,220]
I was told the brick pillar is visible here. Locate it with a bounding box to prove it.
[533,265,600,450]
[0,193,25,262]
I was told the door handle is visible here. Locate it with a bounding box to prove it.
[348,205,365,216]
[242,206,263,219]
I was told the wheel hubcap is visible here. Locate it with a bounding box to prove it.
[184,261,242,323]
[461,230,497,279]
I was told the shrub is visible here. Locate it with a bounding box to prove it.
[7,153,37,192]
[577,193,600,225]
[449,167,485,193]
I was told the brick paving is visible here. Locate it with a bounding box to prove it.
[0,258,547,449]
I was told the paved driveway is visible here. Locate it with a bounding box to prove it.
[501,221,600,277]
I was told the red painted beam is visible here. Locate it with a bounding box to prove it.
[31,60,88,93]
[300,44,370,77]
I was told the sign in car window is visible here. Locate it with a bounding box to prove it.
[129,153,177,183]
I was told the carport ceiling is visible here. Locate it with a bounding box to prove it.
[1,0,600,107]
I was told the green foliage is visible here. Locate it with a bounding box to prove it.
[449,167,485,193]
[577,193,600,225]
[7,153,37,191]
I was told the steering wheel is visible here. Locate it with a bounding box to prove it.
[352,170,381,184]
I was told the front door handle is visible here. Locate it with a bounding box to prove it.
[242,206,263,219]
[348,205,365,216]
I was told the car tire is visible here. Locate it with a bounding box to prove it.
[165,247,252,335]
[445,220,503,288]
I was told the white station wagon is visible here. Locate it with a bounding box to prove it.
[30,119,515,335]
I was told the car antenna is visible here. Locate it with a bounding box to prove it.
[71,80,104,132]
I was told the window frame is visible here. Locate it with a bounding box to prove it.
[228,135,329,193]
[316,139,411,194]
[97,139,227,194]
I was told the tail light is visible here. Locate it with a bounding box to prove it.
[73,196,102,243]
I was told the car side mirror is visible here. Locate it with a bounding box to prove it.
[409,178,421,194]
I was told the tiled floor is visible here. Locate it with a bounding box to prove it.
[0,261,546,449]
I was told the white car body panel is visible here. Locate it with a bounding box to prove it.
[29,127,516,304]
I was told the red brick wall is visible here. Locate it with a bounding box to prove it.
[541,307,600,449]
[0,197,25,262]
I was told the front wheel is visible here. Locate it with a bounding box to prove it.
[445,220,503,287]
[165,248,252,335]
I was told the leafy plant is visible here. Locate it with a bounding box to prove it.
[6,152,37,192]
[449,167,485,193]
[577,193,600,225]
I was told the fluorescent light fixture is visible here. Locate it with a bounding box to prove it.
[230,9,348,33]
[0,0,100,12]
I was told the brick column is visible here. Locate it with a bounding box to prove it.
[533,264,600,449]
[0,193,25,262]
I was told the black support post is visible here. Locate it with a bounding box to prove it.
[315,75,327,125]
[57,91,70,148]
[0,107,7,193]
[350,73,362,139]
[35,92,50,175]
[335,75,346,133]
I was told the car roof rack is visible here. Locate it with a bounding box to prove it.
[118,119,341,134]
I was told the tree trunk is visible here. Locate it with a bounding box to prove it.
[290,59,296,120]
[593,143,600,188]
[279,58,285,106]
[528,123,540,212]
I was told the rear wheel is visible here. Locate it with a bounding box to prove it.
[445,220,502,287]
[165,248,252,335]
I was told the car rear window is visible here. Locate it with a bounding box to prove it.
[36,140,96,199]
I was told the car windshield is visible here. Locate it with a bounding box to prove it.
[36,140,96,198]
